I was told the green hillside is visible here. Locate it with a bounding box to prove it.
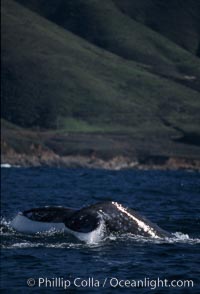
[114,0,200,55]
[16,0,200,55]
[15,0,200,78]
[1,0,200,166]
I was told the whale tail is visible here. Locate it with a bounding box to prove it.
[11,206,76,234]
[11,201,172,240]
[22,206,76,222]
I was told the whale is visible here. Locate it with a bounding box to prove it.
[11,201,171,242]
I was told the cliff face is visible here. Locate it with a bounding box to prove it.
[1,0,200,169]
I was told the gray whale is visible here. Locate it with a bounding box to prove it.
[11,201,171,240]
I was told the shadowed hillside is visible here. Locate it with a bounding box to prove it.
[15,0,200,79]
[1,0,200,168]
[114,0,200,55]
[16,0,200,55]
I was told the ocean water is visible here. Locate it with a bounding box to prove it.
[1,167,200,293]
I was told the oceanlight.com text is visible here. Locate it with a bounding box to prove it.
[27,276,194,290]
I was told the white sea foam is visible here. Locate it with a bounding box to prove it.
[169,232,200,244]
[0,217,11,227]
[3,233,200,249]
[172,232,190,240]
[119,232,200,244]
[2,215,200,247]
[1,163,12,168]
[0,217,14,236]
[1,163,21,168]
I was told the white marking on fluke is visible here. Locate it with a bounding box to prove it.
[65,218,106,244]
[112,202,159,238]
[11,213,66,234]
[11,212,106,244]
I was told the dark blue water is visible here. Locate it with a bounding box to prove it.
[1,167,200,293]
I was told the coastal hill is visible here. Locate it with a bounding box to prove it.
[1,0,200,169]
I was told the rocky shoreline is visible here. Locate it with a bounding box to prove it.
[2,124,200,171]
[1,149,200,171]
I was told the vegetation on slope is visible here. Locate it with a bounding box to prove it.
[15,0,200,78]
[1,0,200,163]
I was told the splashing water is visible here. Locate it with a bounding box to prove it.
[1,217,199,249]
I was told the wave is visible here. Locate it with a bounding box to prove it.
[1,163,21,168]
[1,163,12,168]
[1,217,200,248]
[115,232,200,245]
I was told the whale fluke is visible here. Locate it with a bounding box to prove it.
[11,201,172,240]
